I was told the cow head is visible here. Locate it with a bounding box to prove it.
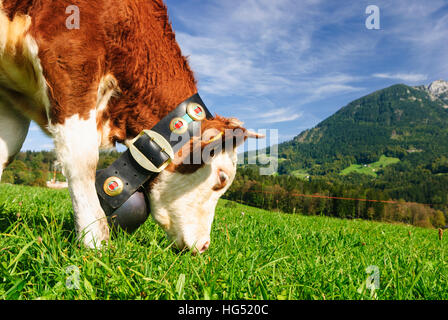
[147,115,263,254]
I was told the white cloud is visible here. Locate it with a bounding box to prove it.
[373,73,428,83]
[174,0,369,98]
[177,31,293,96]
[240,105,303,124]
[380,0,448,80]
[313,84,363,96]
[260,113,302,124]
[255,108,303,124]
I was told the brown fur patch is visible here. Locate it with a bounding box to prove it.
[16,0,198,134]
[1,1,34,20]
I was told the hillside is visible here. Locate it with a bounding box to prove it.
[277,81,448,176]
[234,80,448,213]
[0,184,447,300]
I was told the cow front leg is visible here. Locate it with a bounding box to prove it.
[0,99,30,180]
[50,110,109,248]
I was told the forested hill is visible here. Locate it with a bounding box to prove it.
[277,81,448,176]
[231,80,448,219]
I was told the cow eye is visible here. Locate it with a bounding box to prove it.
[213,169,229,191]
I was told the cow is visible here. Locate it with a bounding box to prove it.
[0,0,261,253]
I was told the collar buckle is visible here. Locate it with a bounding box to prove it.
[128,130,175,172]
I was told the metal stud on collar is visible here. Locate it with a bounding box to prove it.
[103,176,124,197]
[186,103,206,121]
[169,117,189,135]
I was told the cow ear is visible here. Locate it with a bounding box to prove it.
[221,128,262,149]
[229,127,266,147]
[225,118,266,141]
[200,116,265,150]
[246,130,265,139]
[211,129,265,150]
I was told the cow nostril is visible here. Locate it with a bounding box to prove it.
[199,240,210,253]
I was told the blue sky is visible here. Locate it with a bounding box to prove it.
[23,0,448,151]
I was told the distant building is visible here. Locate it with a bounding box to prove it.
[46,181,68,189]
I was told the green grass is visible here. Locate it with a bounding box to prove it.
[290,169,310,180]
[0,184,447,300]
[341,155,400,177]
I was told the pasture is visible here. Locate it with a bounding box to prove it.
[0,184,446,300]
[340,155,401,177]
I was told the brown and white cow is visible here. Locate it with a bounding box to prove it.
[0,0,261,253]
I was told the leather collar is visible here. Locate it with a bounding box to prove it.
[95,93,214,217]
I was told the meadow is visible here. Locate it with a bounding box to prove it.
[0,184,447,300]
[340,155,401,177]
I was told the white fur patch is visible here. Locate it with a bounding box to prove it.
[49,110,109,248]
[98,119,114,149]
[149,150,238,253]
[96,74,119,149]
[0,101,30,174]
[96,74,119,113]
[0,9,38,176]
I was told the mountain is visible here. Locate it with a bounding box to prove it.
[234,81,448,222]
[275,80,448,176]
[417,80,448,104]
